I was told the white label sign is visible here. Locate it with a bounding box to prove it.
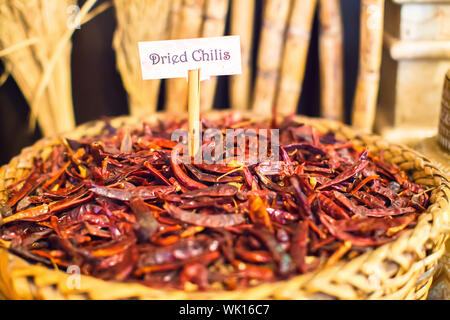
[138,36,241,81]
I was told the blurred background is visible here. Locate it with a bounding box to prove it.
[1,0,448,166]
[0,0,361,165]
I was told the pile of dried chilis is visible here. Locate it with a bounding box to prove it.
[0,114,429,290]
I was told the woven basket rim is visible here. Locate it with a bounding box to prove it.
[0,111,449,300]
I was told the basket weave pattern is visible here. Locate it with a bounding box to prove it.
[0,113,449,300]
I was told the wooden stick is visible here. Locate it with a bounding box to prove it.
[252,0,291,115]
[229,0,255,111]
[200,0,229,112]
[188,69,201,157]
[275,0,317,117]
[352,0,385,132]
[166,0,205,113]
[319,0,344,122]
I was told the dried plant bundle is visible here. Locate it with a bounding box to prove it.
[252,0,291,115]
[352,0,385,132]
[199,0,229,112]
[165,0,205,113]
[275,0,317,117]
[113,0,171,117]
[319,0,344,122]
[229,0,254,111]
[0,0,77,136]
[0,0,104,137]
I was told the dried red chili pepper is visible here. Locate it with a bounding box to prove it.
[129,197,159,242]
[165,203,246,228]
[0,114,429,290]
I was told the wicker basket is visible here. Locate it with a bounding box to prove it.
[0,112,449,300]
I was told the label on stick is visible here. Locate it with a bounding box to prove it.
[138,36,241,81]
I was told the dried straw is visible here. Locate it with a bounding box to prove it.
[113,0,171,117]
[352,0,385,132]
[168,0,183,42]
[0,0,76,136]
[165,0,205,113]
[318,0,344,122]
[229,0,254,111]
[252,0,291,115]
[0,0,106,137]
[275,0,317,117]
[199,0,229,112]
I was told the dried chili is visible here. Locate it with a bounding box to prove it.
[0,114,430,290]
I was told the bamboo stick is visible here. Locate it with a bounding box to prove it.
[188,69,201,157]
[318,0,344,122]
[169,0,183,39]
[113,0,171,117]
[166,0,205,113]
[200,0,229,112]
[275,0,317,117]
[352,0,385,132]
[229,0,254,111]
[252,0,291,115]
